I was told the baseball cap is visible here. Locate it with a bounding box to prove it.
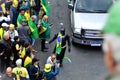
[16,59,22,65]
[2,23,9,27]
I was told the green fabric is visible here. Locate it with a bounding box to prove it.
[17,13,26,26]
[39,20,50,40]
[28,19,39,39]
[63,56,72,63]
[41,0,50,16]
[103,0,120,35]
[55,33,62,54]
[55,46,62,54]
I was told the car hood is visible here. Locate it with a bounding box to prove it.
[74,13,108,30]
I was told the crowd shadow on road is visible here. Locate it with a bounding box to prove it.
[72,43,103,51]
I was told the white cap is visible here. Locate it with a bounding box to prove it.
[1,23,9,27]
[16,59,22,65]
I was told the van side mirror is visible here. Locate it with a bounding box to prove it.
[68,4,74,10]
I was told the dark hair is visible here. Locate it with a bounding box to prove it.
[14,36,20,41]
[26,49,31,56]
[24,42,30,48]
[32,58,39,64]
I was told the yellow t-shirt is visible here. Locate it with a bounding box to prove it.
[12,67,29,80]
[24,12,30,21]
[0,28,6,41]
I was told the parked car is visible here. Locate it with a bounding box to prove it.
[68,0,114,46]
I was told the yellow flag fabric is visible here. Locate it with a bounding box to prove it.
[24,56,32,68]
[39,26,47,34]
[24,12,30,21]
[19,47,26,59]
[0,28,6,41]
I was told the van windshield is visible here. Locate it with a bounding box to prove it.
[75,0,114,13]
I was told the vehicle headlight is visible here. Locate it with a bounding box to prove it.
[74,28,81,34]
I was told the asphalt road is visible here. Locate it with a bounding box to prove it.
[0,0,109,80]
[35,0,109,80]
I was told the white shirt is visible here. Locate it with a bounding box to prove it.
[7,30,19,42]
[46,56,57,66]
[0,15,10,22]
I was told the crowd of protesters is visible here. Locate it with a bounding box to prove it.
[0,0,71,80]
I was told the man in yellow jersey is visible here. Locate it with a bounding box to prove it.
[12,58,30,80]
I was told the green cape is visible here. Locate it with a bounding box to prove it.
[28,19,39,39]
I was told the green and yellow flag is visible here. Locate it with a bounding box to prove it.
[17,13,26,27]
[41,0,50,16]
[55,33,62,54]
[24,56,32,68]
[39,20,50,40]
[28,19,39,39]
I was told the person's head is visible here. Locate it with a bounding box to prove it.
[44,64,52,72]
[60,23,65,35]
[9,24,15,32]
[2,23,9,30]
[16,59,22,67]
[22,19,27,26]
[20,9,25,15]
[43,15,48,22]
[60,27,65,35]
[32,58,39,65]
[3,32,10,40]
[26,8,30,13]
[51,54,56,62]
[6,67,12,77]
[31,15,37,21]
[14,36,20,42]
[24,42,30,48]
[6,0,12,2]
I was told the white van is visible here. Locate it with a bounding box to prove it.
[68,0,114,46]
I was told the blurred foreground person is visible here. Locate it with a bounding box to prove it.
[1,67,16,80]
[103,0,120,80]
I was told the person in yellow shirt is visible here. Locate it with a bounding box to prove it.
[12,59,30,80]
[24,8,31,21]
[0,23,9,41]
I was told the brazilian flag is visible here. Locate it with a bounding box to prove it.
[28,19,39,39]
[17,13,26,27]
[41,0,50,16]
[39,20,50,40]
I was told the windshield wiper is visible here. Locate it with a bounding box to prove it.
[93,10,107,13]
[76,9,94,13]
